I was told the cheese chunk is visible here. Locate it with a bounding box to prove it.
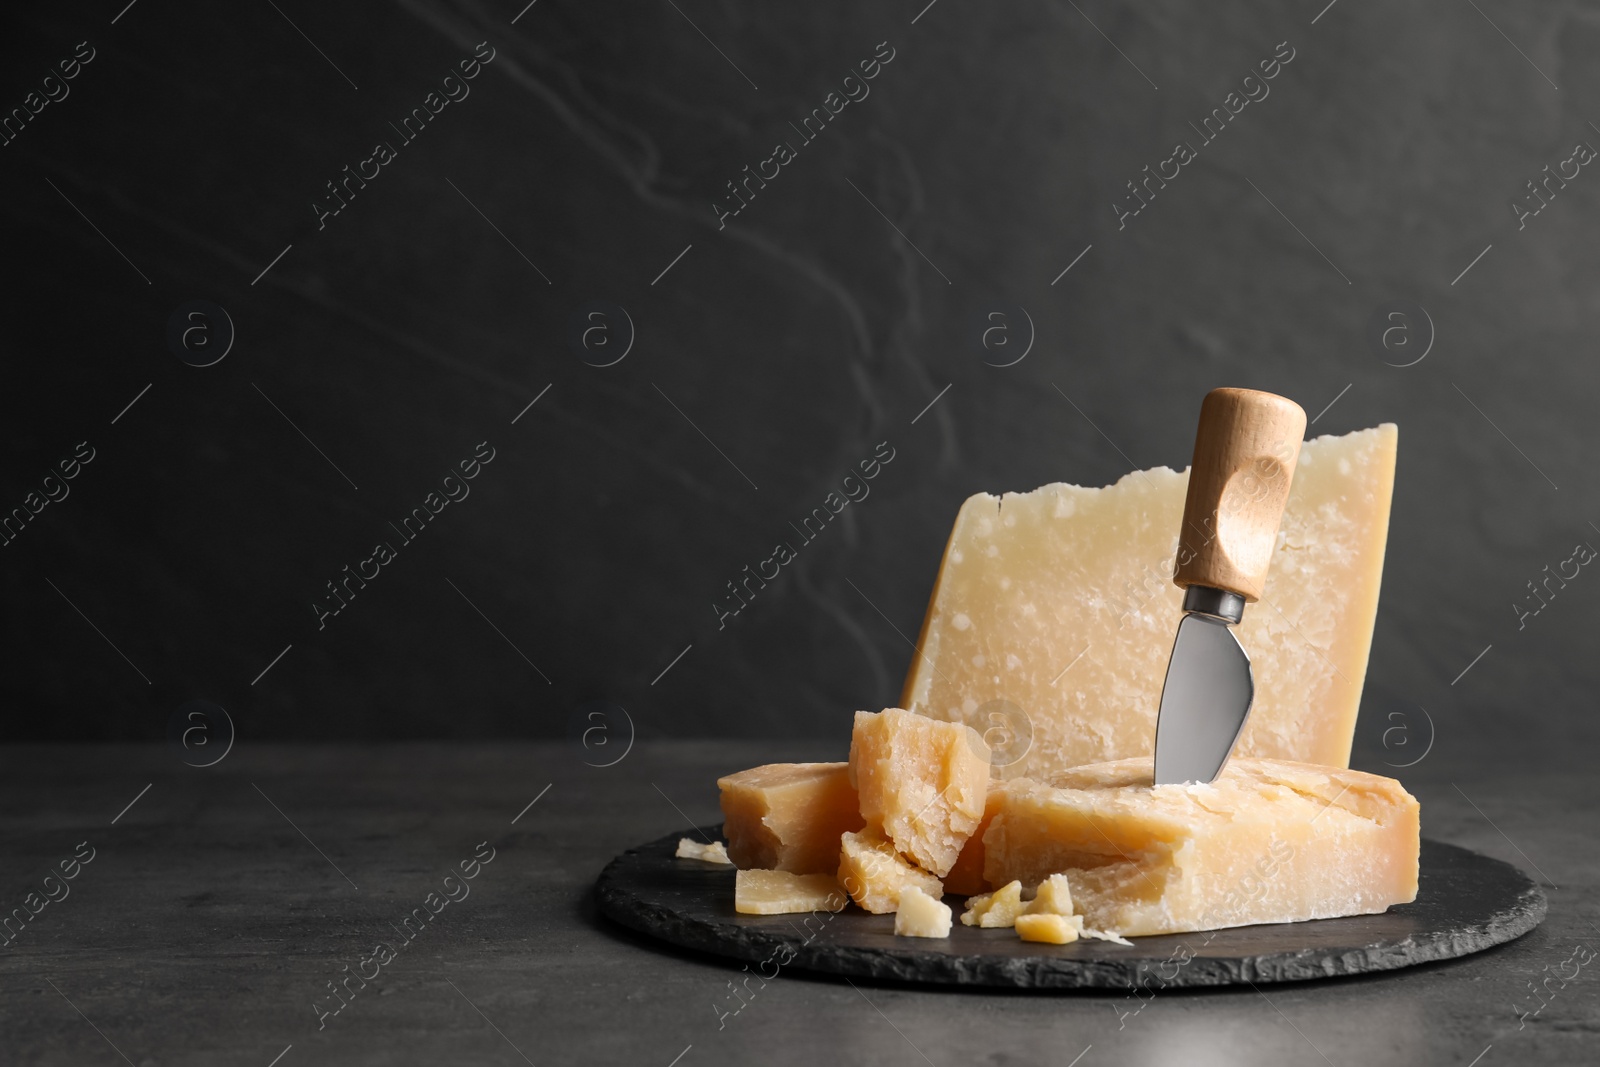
[734,869,848,915]
[1015,913,1079,944]
[982,757,1419,937]
[902,425,1397,776]
[676,838,732,864]
[894,886,953,938]
[838,827,944,914]
[959,880,1026,928]
[849,708,990,877]
[718,762,865,874]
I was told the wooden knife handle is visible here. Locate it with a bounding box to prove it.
[1173,387,1307,602]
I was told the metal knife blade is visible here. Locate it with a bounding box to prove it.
[1152,611,1254,785]
[1152,387,1306,786]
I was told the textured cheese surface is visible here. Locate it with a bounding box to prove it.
[838,827,944,914]
[849,708,990,877]
[718,762,864,874]
[902,425,1397,776]
[943,787,1002,896]
[733,869,848,915]
[983,757,1420,937]
[893,887,953,938]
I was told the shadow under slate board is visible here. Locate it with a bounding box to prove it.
[595,827,1546,989]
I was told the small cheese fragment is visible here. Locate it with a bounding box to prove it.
[982,757,1419,937]
[849,708,990,877]
[1080,927,1134,947]
[1015,913,1079,944]
[718,762,865,874]
[1025,873,1074,917]
[902,425,1398,776]
[676,838,732,864]
[959,880,1026,928]
[943,787,1002,896]
[894,887,953,938]
[734,869,848,915]
[837,827,944,914]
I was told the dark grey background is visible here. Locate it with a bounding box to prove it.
[3,0,1596,769]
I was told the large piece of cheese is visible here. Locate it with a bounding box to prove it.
[849,708,989,877]
[902,424,1397,776]
[982,757,1419,937]
[718,763,865,874]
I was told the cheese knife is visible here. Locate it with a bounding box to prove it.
[1153,387,1306,785]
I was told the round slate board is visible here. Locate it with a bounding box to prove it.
[595,826,1546,988]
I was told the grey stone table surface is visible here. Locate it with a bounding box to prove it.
[1,741,1595,1067]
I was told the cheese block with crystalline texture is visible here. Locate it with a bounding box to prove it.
[718,763,865,874]
[849,708,990,877]
[982,757,1419,937]
[901,424,1397,777]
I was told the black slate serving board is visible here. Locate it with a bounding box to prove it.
[596,826,1546,989]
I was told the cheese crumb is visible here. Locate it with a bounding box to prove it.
[1025,873,1073,917]
[1080,926,1134,946]
[960,880,1026,927]
[676,838,731,864]
[893,886,953,938]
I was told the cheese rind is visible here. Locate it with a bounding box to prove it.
[849,708,990,877]
[902,425,1397,776]
[838,827,944,914]
[894,887,954,938]
[718,762,865,874]
[734,869,848,915]
[982,757,1419,937]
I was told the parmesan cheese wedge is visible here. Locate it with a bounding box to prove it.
[902,424,1397,776]
[982,757,1419,937]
